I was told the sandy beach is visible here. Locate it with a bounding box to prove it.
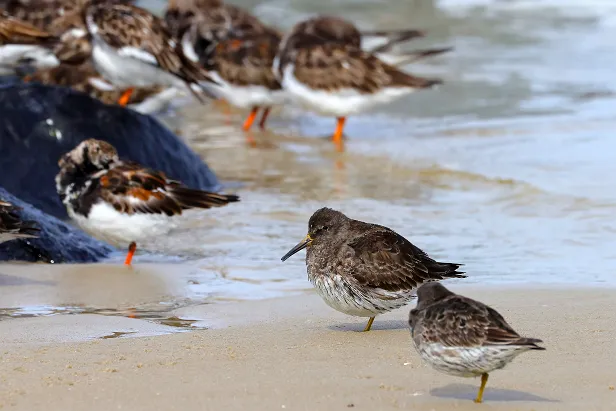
[1,285,614,411]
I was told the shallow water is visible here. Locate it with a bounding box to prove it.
[2,0,616,333]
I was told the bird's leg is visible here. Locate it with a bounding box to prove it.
[124,241,137,266]
[117,88,134,106]
[242,106,259,131]
[333,117,346,152]
[474,373,489,403]
[363,316,375,332]
[258,107,271,129]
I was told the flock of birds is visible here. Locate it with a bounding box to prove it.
[2,141,543,404]
[0,0,450,150]
[0,0,545,406]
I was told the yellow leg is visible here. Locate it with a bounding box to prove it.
[363,316,375,332]
[474,373,489,403]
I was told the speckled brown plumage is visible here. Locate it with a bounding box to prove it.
[277,15,424,69]
[281,208,464,330]
[56,139,240,219]
[281,15,423,52]
[410,283,545,349]
[207,31,281,90]
[305,208,464,290]
[1,0,86,31]
[165,0,277,63]
[164,0,223,39]
[86,3,215,88]
[409,282,545,403]
[0,200,39,244]
[1,0,131,31]
[24,62,164,105]
[44,8,92,64]
[0,10,57,45]
[291,42,442,93]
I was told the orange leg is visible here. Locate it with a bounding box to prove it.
[243,107,259,131]
[124,242,137,266]
[258,107,271,129]
[117,88,134,106]
[333,116,346,151]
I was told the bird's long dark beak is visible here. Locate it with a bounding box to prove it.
[281,234,312,261]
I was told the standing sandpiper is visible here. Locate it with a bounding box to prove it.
[409,282,545,403]
[281,207,465,331]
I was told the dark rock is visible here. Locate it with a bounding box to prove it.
[0,83,219,219]
[0,186,113,263]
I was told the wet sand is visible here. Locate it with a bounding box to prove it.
[1,286,614,411]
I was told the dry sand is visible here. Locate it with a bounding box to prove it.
[1,286,614,411]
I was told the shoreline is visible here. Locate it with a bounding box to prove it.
[1,285,614,410]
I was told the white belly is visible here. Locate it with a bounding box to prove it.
[310,274,414,317]
[281,64,414,117]
[207,72,287,108]
[129,87,186,114]
[416,343,529,377]
[91,39,183,89]
[0,45,59,75]
[68,202,176,245]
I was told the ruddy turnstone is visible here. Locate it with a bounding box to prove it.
[2,0,133,31]
[24,62,182,114]
[409,282,545,403]
[0,11,60,75]
[281,208,465,332]
[2,0,87,31]
[0,200,39,244]
[165,0,273,63]
[84,2,218,105]
[165,0,281,128]
[55,139,240,265]
[275,15,425,67]
[203,31,285,131]
[275,17,445,150]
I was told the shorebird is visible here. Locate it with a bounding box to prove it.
[24,62,183,114]
[275,15,448,151]
[165,0,283,130]
[165,0,273,62]
[281,208,465,331]
[0,11,60,75]
[55,139,240,265]
[202,31,286,131]
[0,200,39,244]
[274,15,430,69]
[1,0,134,32]
[83,2,218,105]
[409,282,545,403]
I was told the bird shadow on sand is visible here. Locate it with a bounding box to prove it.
[328,319,408,332]
[0,273,55,287]
[431,383,558,403]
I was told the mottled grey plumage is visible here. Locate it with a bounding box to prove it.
[409,282,545,403]
[281,208,465,331]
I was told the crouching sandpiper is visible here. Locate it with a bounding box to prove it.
[409,282,546,403]
[281,207,465,331]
